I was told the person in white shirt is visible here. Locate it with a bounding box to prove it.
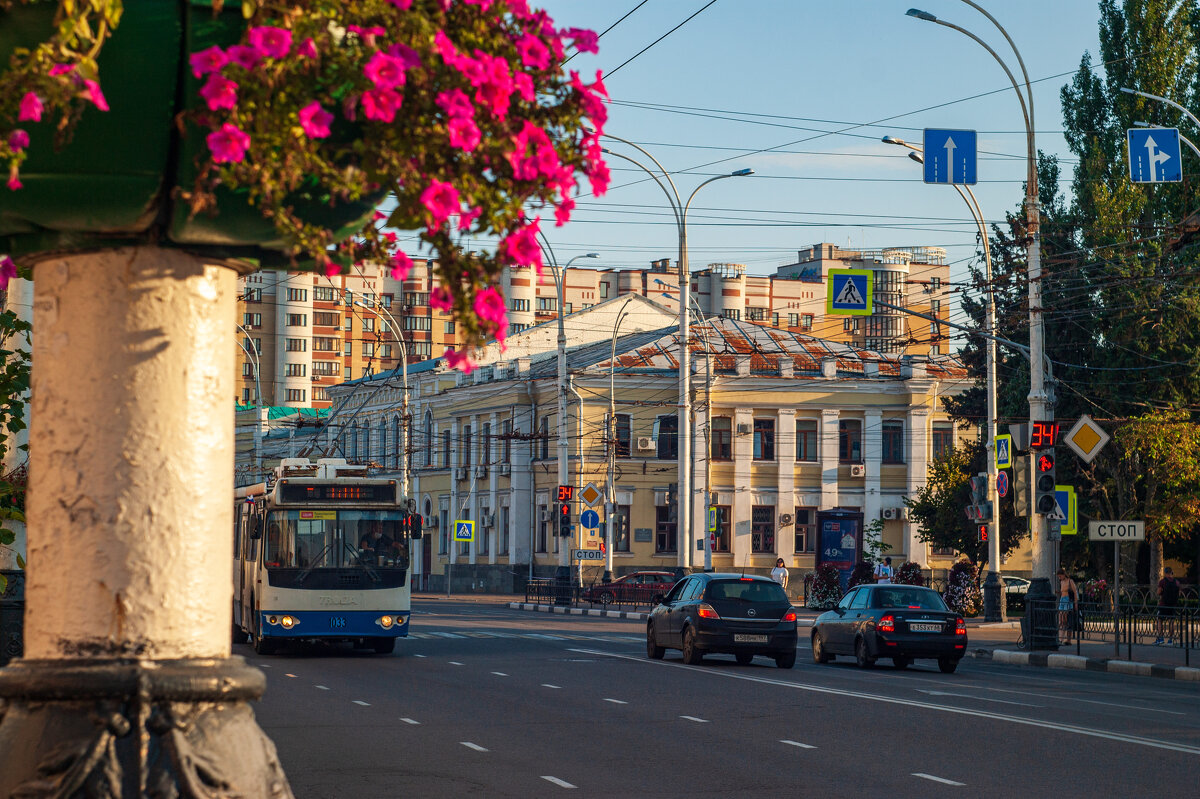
[771,558,789,589]
[874,557,893,584]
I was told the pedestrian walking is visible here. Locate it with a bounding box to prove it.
[873,557,893,584]
[1057,568,1077,645]
[771,558,789,589]
[1156,567,1181,645]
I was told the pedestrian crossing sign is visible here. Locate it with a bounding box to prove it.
[826,269,873,316]
[454,520,475,542]
[994,434,1013,470]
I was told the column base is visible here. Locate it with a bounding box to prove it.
[983,571,1004,622]
[0,657,292,797]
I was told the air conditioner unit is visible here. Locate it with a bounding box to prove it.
[737,423,752,435]
[881,507,898,521]
[483,513,496,528]
[540,509,552,522]
[474,465,488,478]
[499,464,511,476]
[636,436,655,451]
[850,464,866,477]
[424,515,439,528]
[454,467,466,480]
[779,513,794,526]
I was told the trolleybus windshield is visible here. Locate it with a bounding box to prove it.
[264,510,408,569]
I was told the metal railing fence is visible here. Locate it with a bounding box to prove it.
[1027,598,1196,665]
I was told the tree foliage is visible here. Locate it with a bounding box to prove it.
[0,305,29,590]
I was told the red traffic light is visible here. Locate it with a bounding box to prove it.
[1037,453,1055,472]
[978,525,988,542]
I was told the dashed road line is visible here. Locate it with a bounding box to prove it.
[314,685,329,691]
[353,700,371,707]
[913,773,965,786]
[602,698,628,705]
[541,776,576,789]
[449,661,464,666]
[542,683,562,689]
[492,671,509,677]
[460,742,489,752]
[285,673,298,678]
[413,654,427,658]
[680,715,709,723]
[401,718,420,725]
[780,740,816,749]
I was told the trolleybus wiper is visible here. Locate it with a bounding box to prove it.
[295,543,331,584]
[345,543,382,582]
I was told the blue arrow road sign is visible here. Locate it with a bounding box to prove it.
[1127,128,1183,183]
[580,509,600,529]
[923,129,977,185]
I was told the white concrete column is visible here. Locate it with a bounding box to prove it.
[863,409,883,536]
[776,408,796,561]
[25,248,236,660]
[689,402,708,564]
[731,408,753,563]
[487,411,499,565]
[905,408,932,565]
[819,408,840,509]
[0,276,32,568]
[511,408,533,565]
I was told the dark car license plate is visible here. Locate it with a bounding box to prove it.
[734,634,768,643]
[909,623,942,633]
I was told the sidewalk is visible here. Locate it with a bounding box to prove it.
[414,592,1200,681]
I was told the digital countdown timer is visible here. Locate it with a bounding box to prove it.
[278,482,396,503]
[556,485,575,502]
[1030,421,1060,449]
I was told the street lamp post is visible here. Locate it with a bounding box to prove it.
[236,323,263,473]
[599,134,751,570]
[536,243,599,580]
[884,136,1005,621]
[907,3,1054,604]
[354,299,409,498]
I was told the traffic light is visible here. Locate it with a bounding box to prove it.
[1035,450,1057,515]
[558,500,572,536]
[1013,455,1032,517]
[978,524,989,543]
[965,472,991,521]
[407,512,423,540]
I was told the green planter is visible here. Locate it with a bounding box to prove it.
[0,0,379,264]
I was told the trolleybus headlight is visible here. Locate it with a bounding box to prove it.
[268,615,279,626]
[377,615,394,629]
[280,615,297,629]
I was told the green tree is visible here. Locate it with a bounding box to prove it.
[0,305,30,590]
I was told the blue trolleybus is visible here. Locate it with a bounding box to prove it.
[233,458,419,655]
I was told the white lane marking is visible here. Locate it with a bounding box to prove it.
[526,633,567,640]
[680,715,709,723]
[353,700,371,707]
[285,673,298,678]
[434,632,467,639]
[413,654,427,658]
[401,717,420,725]
[566,648,1200,756]
[781,740,816,749]
[916,689,1042,708]
[449,661,464,666]
[913,773,965,786]
[603,698,628,705]
[492,672,509,677]
[314,685,329,691]
[541,776,576,789]
[971,684,1188,716]
[542,683,562,689]
[259,664,271,668]
[460,742,488,752]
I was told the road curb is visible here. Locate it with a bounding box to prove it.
[977,648,1199,681]
[508,602,649,621]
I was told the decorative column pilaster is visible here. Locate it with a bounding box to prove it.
[863,409,883,536]
[819,408,840,509]
[0,248,292,797]
[776,409,796,561]
[906,408,932,565]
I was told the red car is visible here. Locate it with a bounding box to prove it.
[583,571,678,607]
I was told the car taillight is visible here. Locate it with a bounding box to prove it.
[697,603,720,619]
[878,614,895,633]
[956,617,966,635]
[782,610,796,622]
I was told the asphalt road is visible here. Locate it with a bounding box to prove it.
[242,600,1200,798]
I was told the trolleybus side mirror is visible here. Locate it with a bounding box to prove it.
[250,517,263,540]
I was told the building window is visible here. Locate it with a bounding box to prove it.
[343,366,351,379]
[342,290,354,307]
[363,341,375,357]
[313,311,338,327]
[313,387,328,401]
[242,312,261,328]
[801,314,813,331]
[313,337,337,352]
[404,316,431,331]
[933,422,955,460]
[753,418,775,461]
[501,420,512,463]
[443,429,451,468]
[362,293,375,307]
[614,413,631,458]
[381,294,393,309]
[498,507,510,555]
[711,416,732,460]
[444,321,456,334]
[747,307,765,322]
[411,342,432,357]
[363,317,375,332]
[655,506,677,553]
[461,425,471,466]
[772,313,780,327]
[285,338,306,352]
[404,292,429,306]
[343,342,352,357]
[536,512,548,553]
[931,277,942,291]
[314,287,336,302]
[284,363,306,377]
[712,505,731,553]
[242,361,254,377]
[794,507,815,553]
[539,417,550,460]
[344,316,353,331]
[600,283,609,299]
[839,419,862,463]
[480,422,490,466]
[286,288,308,302]
[244,288,262,303]
[564,303,573,313]
[725,309,741,321]
[882,421,905,464]
[795,419,817,462]
[751,505,775,553]
[286,388,306,403]
[380,344,392,359]
[477,510,489,556]
[241,388,251,403]
[656,414,678,460]
[512,298,530,312]
[424,412,434,467]
[537,297,557,311]
[787,313,799,328]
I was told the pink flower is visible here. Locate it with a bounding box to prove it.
[585,158,610,196]
[248,26,293,59]
[199,74,238,111]
[82,80,109,111]
[323,259,341,278]
[8,130,29,151]
[513,73,535,103]
[516,33,551,70]
[364,51,408,90]
[18,92,43,122]
[373,210,387,222]
[0,256,16,289]
[447,116,481,151]
[298,102,333,138]
[387,0,413,8]
[430,286,453,311]
[443,348,476,374]
[298,38,318,59]
[570,70,608,129]
[361,88,403,122]
[190,46,228,78]
[420,180,460,228]
[473,287,508,336]
[436,89,474,119]
[386,43,422,70]
[457,205,482,231]
[227,45,263,70]
[499,218,542,270]
[390,251,414,281]
[554,192,575,227]
[434,31,462,66]
[48,64,74,77]
[6,168,21,191]
[206,123,251,164]
[564,27,599,54]
[474,54,513,119]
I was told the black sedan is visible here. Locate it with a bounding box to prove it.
[811,584,967,673]
[646,573,798,668]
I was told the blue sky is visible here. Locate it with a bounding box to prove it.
[521,0,1105,280]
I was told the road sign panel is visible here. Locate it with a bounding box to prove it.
[1053,486,1077,534]
[826,269,873,316]
[923,128,977,185]
[996,470,1009,498]
[707,507,717,532]
[579,482,603,507]
[454,520,475,542]
[1064,415,1110,464]
[580,509,600,530]
[1088,521,1145,541]
[1127,128,1183,183]
[573,549,604,561]
[994,434,1013,470]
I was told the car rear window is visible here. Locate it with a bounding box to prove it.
[873,588,948,611]
[708,580,787,603]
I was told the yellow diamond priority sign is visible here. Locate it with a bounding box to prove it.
[579,482,604,507]
[1064,415,1110,464]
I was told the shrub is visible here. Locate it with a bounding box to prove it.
[893,561,925,586]
[848,561,875,589]
[943,559,982,616]
[807,563,842,610]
